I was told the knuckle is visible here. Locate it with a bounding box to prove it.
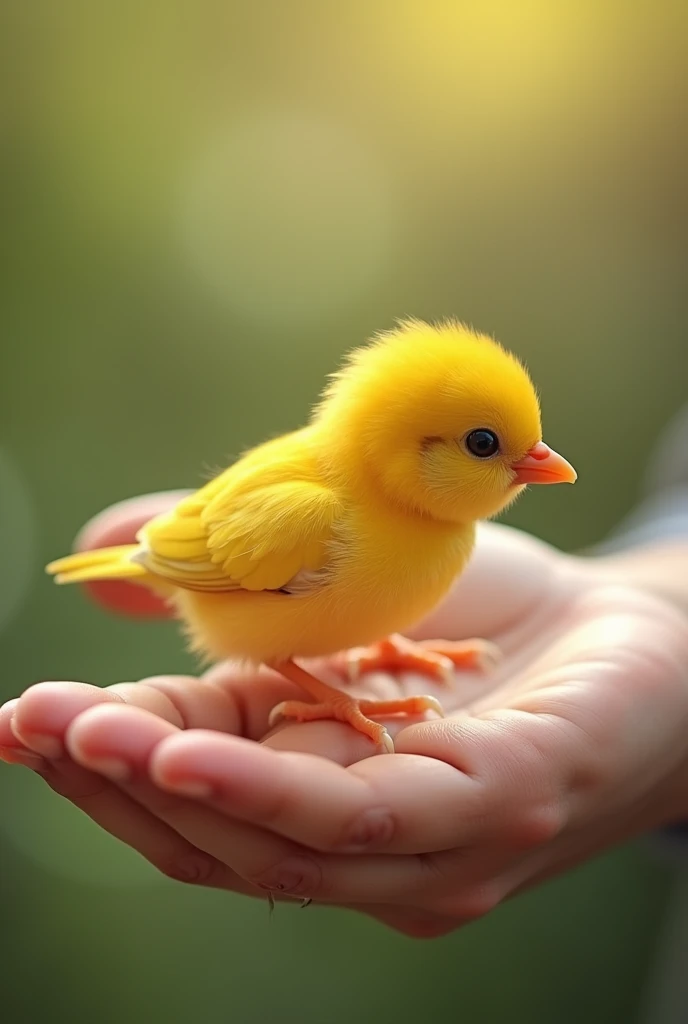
[138,674,242,735]
[505,801,565,850]
[139,676,201,723]
[156,851,220,886]
[337,807,396,852]
[417,850,467,890]
[109,680,185,728]
[438,882,502,922]
[475,719,573,838]
[251,856,324,899]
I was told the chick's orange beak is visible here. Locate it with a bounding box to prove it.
[511,442,577,485]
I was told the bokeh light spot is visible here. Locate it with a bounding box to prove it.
[177,111,396,325]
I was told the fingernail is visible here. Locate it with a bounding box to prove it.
[0,746,49,772]
[11,730,63,760]
[84,757,132,782]
[161,777,213,799]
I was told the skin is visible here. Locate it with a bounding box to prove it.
[2,492,688,938]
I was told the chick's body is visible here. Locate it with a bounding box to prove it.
[48,320,576,751]
[168,426,475,665]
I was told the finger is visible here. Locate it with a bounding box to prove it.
[149,721,561,856]
[7,685,299,902]
[0,698,49,770]
[64,704,321,902]
[395,715,566,846]
[72,711,509,910]
[10,682,122,759]
[145,729,451,903]
[4,692,243,891]
[9,670,250,762]
[64,702,185,779]
[8,670,378,765]
[147,727,492,855]
[108,675,244,735]
[76,715,475,907]
[0,699,19,744]
[74,491,190,618]
[115,669,375,751]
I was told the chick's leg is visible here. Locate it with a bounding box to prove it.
[347,633,501,684]
[268,659,444,754]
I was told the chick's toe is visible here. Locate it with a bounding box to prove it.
[346,633,501,684]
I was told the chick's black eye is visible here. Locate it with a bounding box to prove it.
[465,429,500,459]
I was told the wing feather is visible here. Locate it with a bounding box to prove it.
[138,469,341,594]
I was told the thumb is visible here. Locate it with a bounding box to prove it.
[74,491,191,619]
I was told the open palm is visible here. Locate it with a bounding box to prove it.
[2,493,688,938]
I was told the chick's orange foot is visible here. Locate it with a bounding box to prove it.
[268,693,444,754]
[268,656,444,752]
[346,633,501,683]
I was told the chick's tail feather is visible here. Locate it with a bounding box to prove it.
[46,545,155,587]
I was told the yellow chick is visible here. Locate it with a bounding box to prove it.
[47,320,576,752]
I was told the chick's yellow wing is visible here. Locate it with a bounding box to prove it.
[138,474,341,594]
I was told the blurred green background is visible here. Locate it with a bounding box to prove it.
[1,1,687,1021]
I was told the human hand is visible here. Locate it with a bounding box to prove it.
[2,493,688,938]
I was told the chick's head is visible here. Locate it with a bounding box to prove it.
[317,319,575,523]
